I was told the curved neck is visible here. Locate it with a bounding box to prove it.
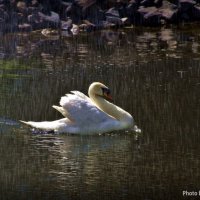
[89,91,132,123]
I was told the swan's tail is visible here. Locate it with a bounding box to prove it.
[19,120,30,126]
[19,120,61,131]
[19,118,72,133]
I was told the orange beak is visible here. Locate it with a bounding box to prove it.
[104,93,113,101]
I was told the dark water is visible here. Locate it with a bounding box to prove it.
[0,27,199,199]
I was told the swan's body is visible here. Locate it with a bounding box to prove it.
[20,82,134,134]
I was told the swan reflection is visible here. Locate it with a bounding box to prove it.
[29,133,141,188]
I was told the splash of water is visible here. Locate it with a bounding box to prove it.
[133,125,142,133]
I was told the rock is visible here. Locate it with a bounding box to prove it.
[76,0,96,10]
[129,0,140,6]
[105,7,126,26]
[71,24,79,35]
[79,21,96,32]
[61,19,73,31]
[126,0,142,25]
[27,7,40,15]
[177,0,195,22]
[159,1,178,23]
[18,23,32,32]
[121,17,129,24]
[160,8,178,23]
[99,20,116,29]
[179,0,196,12]
[140,0,163,8]
[138,6,162,26]
[0,0,200,32]
[191,5,200,20]
[154,0,163,8]
[16,1,27,13]
[114,1,127,18]
[106,16,123,25]
[140,0,155,7]
[58,1,71,19]
[106,7,120,18]
[28,13,45,30]
[82,3,105,25]
[38,0,51,15]
[167,0,179,6]
[65,2,82,24]
[61,21,79,36]
[30,0,39,7]
[78,19,117,32]
[138,6,158,16]
[38,11,60,24]
[38,11,60,28]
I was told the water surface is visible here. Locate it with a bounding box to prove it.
[0,27,199,199]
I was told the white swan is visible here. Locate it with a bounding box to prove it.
[20,82,134,134]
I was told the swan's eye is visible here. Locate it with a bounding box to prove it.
[101,87,112,100]
[102,87,110,95]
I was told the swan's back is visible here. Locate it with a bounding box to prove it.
[60,92,116,127]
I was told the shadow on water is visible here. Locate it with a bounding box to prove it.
[0,27,199,199]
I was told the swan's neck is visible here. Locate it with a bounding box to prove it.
[89,92,133,125]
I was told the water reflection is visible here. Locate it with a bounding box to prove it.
[1,26,200,61]
[0,125,142,199]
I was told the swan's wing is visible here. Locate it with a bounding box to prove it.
[52,105,68,117]
[59,93,114,125]
[70,91,92,102]
[53,91,91,118]
[52,105,75,122]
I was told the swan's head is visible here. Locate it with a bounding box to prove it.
[88,82,112,100]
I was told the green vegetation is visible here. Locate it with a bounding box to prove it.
[0,60,30,71]
[0,60,31,79]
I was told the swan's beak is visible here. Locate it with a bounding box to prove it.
[104,93,113,101]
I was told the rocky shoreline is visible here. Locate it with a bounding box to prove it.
[1,0,200,35]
